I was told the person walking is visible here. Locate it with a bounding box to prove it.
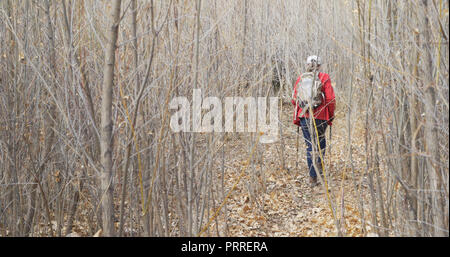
[292,56,335,187]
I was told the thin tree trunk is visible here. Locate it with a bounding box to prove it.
[420,0,446,237]
[100,0,122,237]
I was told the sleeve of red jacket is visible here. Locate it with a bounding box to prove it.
[291,76,301,106]
[323,75,335,126]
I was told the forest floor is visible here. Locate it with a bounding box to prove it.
[62,101,378,237]
[216,102,377,237]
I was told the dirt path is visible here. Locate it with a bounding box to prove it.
[221,104,371,237]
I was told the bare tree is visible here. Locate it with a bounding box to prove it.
[100,0,122,237]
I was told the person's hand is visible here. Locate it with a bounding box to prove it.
[328,117,334,126]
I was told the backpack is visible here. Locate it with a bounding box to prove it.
[296,72,324,117]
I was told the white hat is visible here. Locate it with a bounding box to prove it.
[306,55,321,65]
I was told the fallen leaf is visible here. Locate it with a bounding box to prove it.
[93,229,102,237]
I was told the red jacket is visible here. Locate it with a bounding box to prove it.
[291,72,335,126]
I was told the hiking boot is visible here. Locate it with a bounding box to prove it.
[309,176,318,187]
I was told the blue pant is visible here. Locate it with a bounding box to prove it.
[299,118,328,178]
